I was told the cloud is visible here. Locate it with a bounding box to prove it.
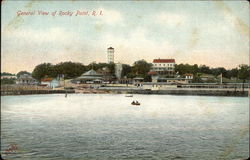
[95,8,123,25]
[154,12,187,27]
[213,1,249,38]
[1,27,82,73]
[3,27,74,45]
[185,49,249,69]
[100,27,179,64]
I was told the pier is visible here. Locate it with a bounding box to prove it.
[1,83,249,97]
[1,85,74,96]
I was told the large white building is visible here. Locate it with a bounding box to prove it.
[107,47,114,63]
[151,58,175,75]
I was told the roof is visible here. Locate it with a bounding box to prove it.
[153,59,175,63]
[200,74,215,78]
[82,69,103,76]
[77,69,103,80]
[41,78,53,82]
[133,77,144,80]
[148,71,157,75]
[108,47,114,49]
[18,74,35,80]
[77,76,102,80]
[158,78,187,80]
[184,73,193,76]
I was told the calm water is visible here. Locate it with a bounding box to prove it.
[1,94,249,160]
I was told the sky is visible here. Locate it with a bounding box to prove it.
[1,0,249,74]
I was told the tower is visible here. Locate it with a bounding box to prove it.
[107,47,114,63]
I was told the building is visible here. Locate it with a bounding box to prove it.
[16,74,37,85]
[184,73,193,80]
[97,67,115,83]
[115,63,123,79]
[184,73,193,83]
[148,71,158,83]
[118,78,133,84]
[107,47,114,63]
[75,69,103,84]
[41,78,60,88]
[1,75,17,79]
[157,78,191,84]
[133,77,144,87]
[200,74,216,82]
[97,67,110,76]
[151,58,175,75]
[148,71,193,84]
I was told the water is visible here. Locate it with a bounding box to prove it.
[1,94,249,160]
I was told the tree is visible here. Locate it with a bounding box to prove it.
[54,62,86,79]
[238,64,250,80]
[121,64,132,78]
[86,63,115,75]
[191,64,199,74]
[238,64,250,91]
[229,68,239,78]
[175,63,199,75]
[210,67,227,77]
[16,71,31,77]
[32,63,56,81]
[193,73,202,83]
[132,60,152,79]
[199,65,211,74]
[106,63,115,75]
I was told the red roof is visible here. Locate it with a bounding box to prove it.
[41,78,53,82]
[184,73,193,76]
[148,71,157,75]
[153,59,175,63]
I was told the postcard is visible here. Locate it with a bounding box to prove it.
[1,1,249,160]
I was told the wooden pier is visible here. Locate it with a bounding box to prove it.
[1,85,74,96]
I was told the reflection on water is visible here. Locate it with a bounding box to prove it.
[1,94,249,159]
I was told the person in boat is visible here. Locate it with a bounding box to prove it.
[132,101,135,105]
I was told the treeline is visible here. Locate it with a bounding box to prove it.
[31,60,152,81]
[0,71,32,85]
[1,71,31,77]
[32,62,87,80]
[1,72,15,76]
[31,62,118,80]
[2,60,249,82]
[175,64,250,81]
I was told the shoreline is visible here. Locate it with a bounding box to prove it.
[1,88,249,97]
